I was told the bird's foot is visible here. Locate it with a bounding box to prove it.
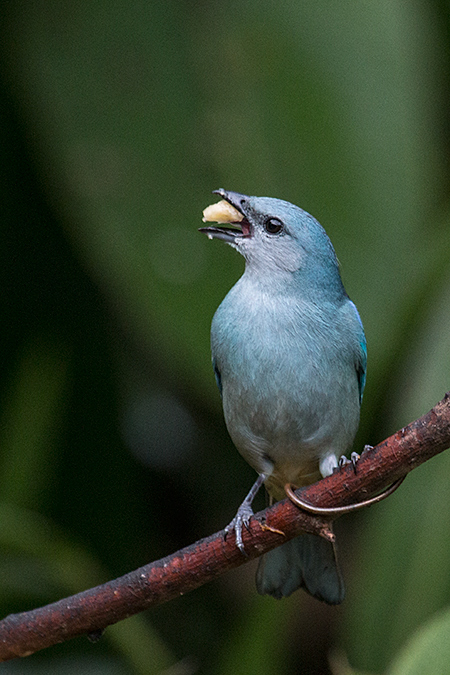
[338,451,360,474]
[224,473,267,555]
[335,445,373,474]
[224,502,255,555]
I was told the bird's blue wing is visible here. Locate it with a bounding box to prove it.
[212,357,223,397]
[348,300,367,404]
[356,337,367,404]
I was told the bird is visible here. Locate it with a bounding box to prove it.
[199,189,366,604]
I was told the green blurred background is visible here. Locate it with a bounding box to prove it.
[1,1,450,673]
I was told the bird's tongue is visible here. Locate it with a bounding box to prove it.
[240,220,251,236]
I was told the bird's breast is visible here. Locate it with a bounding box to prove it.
[211,280,361,481]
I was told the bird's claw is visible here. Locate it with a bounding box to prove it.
[224,473,266,555]
[224,502,254,556]
[339,451,361,474]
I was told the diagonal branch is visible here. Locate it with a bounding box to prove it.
[1,393,450,662]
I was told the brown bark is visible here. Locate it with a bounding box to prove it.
[1,393,449,662]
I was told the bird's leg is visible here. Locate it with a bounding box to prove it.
[225,473,267,555]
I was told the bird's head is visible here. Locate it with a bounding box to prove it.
[199,189,340,280]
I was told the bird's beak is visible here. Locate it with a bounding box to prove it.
[199,189,252,243]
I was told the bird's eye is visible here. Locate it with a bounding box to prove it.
[264,217,284,235]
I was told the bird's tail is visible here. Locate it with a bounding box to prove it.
[255,534,345,604]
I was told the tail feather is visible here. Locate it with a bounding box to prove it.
[255,534,345,604]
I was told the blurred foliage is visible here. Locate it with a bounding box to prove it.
[0,1,450,673]
[387,606,450,675]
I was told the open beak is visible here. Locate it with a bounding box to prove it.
[199,189,252,243]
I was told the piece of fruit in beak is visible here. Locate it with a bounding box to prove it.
[202,200,243,223]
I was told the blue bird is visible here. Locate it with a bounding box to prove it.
[200,189,366,604]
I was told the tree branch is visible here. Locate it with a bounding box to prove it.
[1,393,450,662]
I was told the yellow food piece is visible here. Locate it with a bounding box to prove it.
[202,200,243,223]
